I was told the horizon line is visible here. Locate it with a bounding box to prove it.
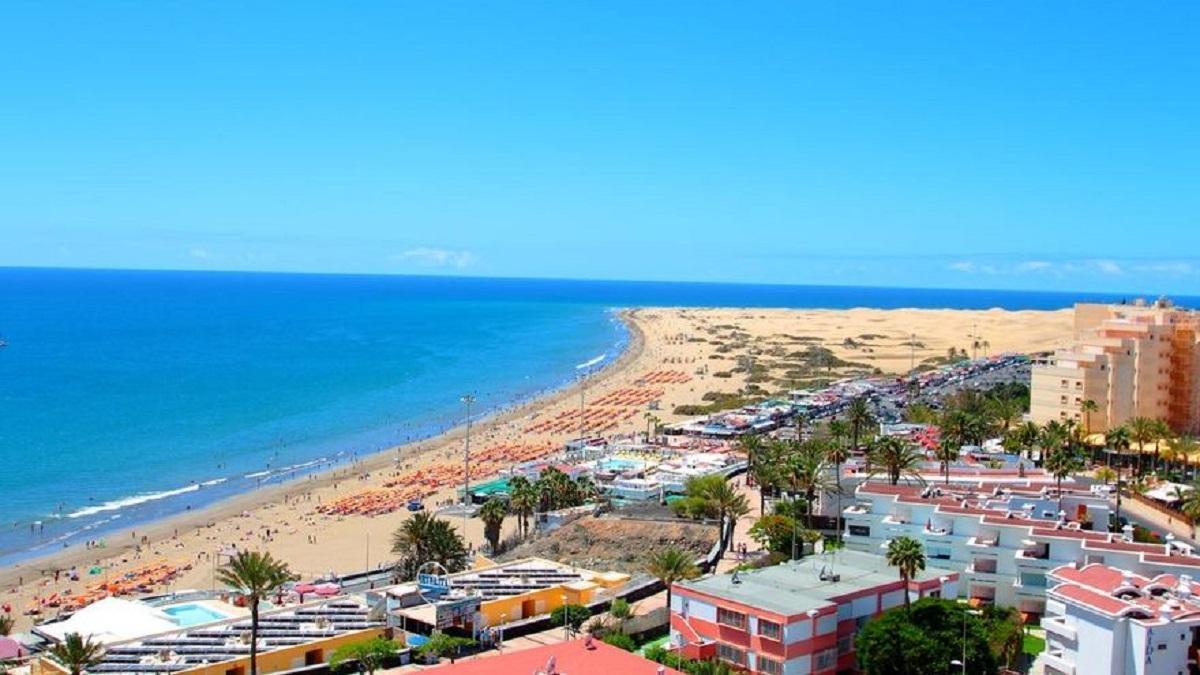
[0,263,1192,302]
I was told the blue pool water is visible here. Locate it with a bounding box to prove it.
[163,603,230,627]
[1,267,1188,565]
[598,458,645,472]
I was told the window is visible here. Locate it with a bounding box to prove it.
[717,607,747,630]
[757,656,783,675]
[815,647,837,670]
[849,524,870,537]
[717,643,745,665]
[758,618,782,640]
[928,590,941,599]
[837,633,854,655]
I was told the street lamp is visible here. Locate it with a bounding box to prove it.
[562,594,570,641]
[460,389,475,509]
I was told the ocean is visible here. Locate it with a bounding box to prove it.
[0,267,1189,566]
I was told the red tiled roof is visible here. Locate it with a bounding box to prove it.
[418,638,683,674]
[1050,564,1148,591]
[1051,583,1136,615]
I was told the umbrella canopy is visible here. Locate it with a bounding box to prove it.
[0,637,24,659]
[293,583,316,594]
[313,583,340,596]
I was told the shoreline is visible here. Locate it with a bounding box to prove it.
[0,309,646,587]
[1,304,1076,633]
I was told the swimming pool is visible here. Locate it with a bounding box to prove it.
[162,603,230,627]
[597,458,645,472]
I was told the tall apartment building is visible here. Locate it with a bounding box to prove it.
[1030,299,1200,434]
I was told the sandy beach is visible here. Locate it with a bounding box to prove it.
[1,305,1075,631]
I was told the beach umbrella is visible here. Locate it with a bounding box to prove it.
[0,637,24,659]
[313,583,340,596]
[293,583,316,594]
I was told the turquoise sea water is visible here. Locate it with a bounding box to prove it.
[0,267,1189,565]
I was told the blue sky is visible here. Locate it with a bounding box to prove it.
[1,2,1197,293]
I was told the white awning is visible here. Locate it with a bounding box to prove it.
[34,597,179,644]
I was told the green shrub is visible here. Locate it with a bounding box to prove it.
[603,633,637,651]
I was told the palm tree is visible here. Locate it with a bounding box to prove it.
[1080,399,1099,439]
[934,439,959,485]
[1044,447,1084,512]
[478,497,507,554]
[788,440,836,529]
[391,512,468,580]
[1128,417,1159,477]
[724,494,751,550]
[738,433,765,489]
[1151,419,1175,476]
[215,551,296,675]
[1012,421,1042,462]
[1175,436,1200,482]
[1094,466,1117,486]
[846,397,876,452]
[49,633,105,675]
[1179,486,1200,539]
[749,441,785,515]
[507,476,536,539]
[986,397,1023,434]
[1107,425,1132,527]
[867,436,925,486]
[647,548,699,612]
[690,476,749,549]
[825,420,850,544]
[983,605,1024,671]
[885,536,925,610]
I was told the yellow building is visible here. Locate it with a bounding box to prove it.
[387,557,630,633]
[1031,299,1200,434]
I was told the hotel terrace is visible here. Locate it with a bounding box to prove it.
[1031,300,1200,434]
[842,479,1200,618]
[32,598,383,675]
[384,557,630,636]
[1043,563,1200,675]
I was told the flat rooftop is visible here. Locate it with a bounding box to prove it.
[677,549,951,617]
[82,599,380,674]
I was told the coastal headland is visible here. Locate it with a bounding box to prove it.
[1,305,1074,630]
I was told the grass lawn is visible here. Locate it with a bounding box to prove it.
[1023,633,1046,656]
[638,634,670,655]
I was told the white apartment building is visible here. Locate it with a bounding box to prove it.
[842,480,1200,617]
[1043,563,1200,675]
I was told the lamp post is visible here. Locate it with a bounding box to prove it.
[461,394,475,534]
[562,594,570,641]
[499,613,506,650]
[578,372,588,444]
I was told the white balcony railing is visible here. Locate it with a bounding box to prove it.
[1042,649,1076,675]
[1042,616,1077,642]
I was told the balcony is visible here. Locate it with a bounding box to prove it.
[967,559,998,575]
[843,503,871,515]
[1042,648,1076,675]
[923,523,954,538]
[1015,549,1056,570]
[966,534,1000,550]
[1042,616,1077,642]
[1014,576,1048,596]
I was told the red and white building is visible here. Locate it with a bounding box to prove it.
[669,549,959,674]
[1044,563,1200,675]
